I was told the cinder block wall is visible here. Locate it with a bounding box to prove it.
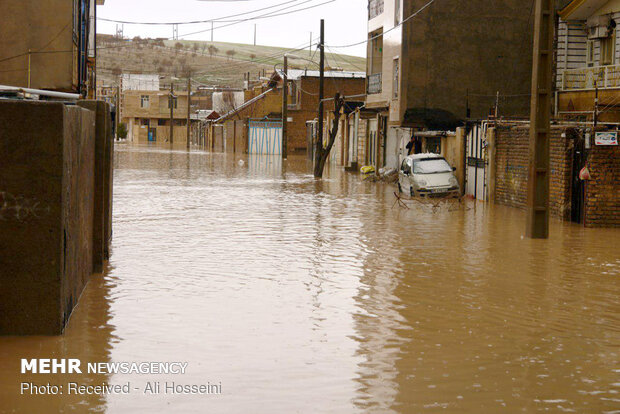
[585,145,620,228]
[0,101,95,335]
[494,124,573,220]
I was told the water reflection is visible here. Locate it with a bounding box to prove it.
[0,144,618,413]
[0,270,116,413]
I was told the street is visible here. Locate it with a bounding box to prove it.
[1,144,618,413]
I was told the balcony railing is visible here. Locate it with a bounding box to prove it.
[367,73,382,94]
[561,64,620,91]
[368,0,384,20]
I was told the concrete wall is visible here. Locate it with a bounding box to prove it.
[402,0,533,128]
[0,101,96,335]
[77,100,113,271]
[0,1,76,91]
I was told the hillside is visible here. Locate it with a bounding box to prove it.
[97,35,366,88]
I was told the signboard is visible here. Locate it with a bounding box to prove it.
[595,131,618,146]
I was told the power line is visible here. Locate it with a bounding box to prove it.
[327,0,438,49]
[97,0,305,25]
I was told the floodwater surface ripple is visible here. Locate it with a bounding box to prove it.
[1,145,619,413]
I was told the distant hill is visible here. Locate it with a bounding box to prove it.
[97,35,366,88]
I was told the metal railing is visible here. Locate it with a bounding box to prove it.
[367,73,382,94]
[561,64,620,91]
[368,0,384,19]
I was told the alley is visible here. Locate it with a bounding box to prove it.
[1,145,618,413]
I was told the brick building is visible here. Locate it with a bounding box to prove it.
[264,70,366,153]
[493,123,619,228]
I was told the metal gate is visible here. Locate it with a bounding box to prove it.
[248,120,282,155]
[466,122,489,201]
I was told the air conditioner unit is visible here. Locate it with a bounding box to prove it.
[588,25,610,39]
[587,15,612,39]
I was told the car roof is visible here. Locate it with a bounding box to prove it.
[406,153,444,160]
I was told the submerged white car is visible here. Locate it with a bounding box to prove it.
[398,153,460,197]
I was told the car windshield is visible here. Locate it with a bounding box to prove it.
[412,158,452,174]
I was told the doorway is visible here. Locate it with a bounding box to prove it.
[570,133,587,223]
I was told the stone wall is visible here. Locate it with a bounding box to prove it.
[584,144,620,228]
[0,101,96,335]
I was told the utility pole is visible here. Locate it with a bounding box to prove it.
[254,24,257,46]
[211,21,214,42]
[169,82,175,144]
[594,80,599,129]
[187,75,191,150]
[282,55,288,159]
[316,19,325,169]
[526,0,555,239]
[310,32,313,56]
[27,49,31,88]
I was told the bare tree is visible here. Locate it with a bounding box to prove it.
[174,42,183,54]
[208,45,219,58]
[192,43,199,53]
[201,44,207,54]
[249,53,257,61]
[225,49,237,60]
[314,93,345,178]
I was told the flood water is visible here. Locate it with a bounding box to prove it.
[1,144,619,413]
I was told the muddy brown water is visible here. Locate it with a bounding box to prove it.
[1,145,618,413]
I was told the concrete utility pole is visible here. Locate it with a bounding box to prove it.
[316,19,325,168]
[526,0,555,239]
[187,75,191,150]
[211,21,214,42]
[282,55,288,159]
[169,82,174,144]
[594,80,599,129]
[27,49,31,88]
[254,24,257,46]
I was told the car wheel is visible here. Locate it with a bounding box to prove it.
[410,187,415,197]
[398,182,402,193]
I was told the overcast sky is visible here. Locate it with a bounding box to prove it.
[97,0,369,57]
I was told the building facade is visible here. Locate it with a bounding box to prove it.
[361,0,535,171]
[120,90,191,145]
[0,0,104,97]
[556,0,620,123]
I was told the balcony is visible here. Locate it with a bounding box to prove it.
[368,0,384,20]
[367,73,382,94]
[561,64,620,91]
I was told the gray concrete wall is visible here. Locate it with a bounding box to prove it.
[0,100,95,335]
[402,0,533,129]
[78,100,113,272]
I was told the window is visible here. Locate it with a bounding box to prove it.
[140,95,150,108]
[141,118,149,126]
[288,80,298,107]
[168,97,178,109]
[395,0,401,25]
[601,28,616,66]
[393,58,400,99]
[586,40,595,67]
[368,0,384,20]
[158,119,167,126]
[413,158,452,174]
[401,158,411,174]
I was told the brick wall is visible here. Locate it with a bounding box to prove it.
[295,76,366,153]
[584,144,620,228]
[495,124,573,220]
